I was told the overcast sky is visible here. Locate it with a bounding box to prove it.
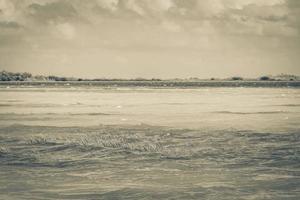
[0,0,299,78]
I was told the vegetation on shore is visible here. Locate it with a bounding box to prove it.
[0,70,298,82]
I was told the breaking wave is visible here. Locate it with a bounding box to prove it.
[1,124,299,169]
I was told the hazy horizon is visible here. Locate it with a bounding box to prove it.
[0,0,300,78]
[1,69,300,80]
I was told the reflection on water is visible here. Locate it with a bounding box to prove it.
[0,87,299,199]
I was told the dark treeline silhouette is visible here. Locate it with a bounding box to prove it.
[0,71,163,82]
[0,71,32,81]
[0,70,299,82]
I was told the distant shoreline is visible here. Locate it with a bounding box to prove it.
[0,80,299,88]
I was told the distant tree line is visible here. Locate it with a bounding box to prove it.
[0,70,298,82]
[0,71,163,82]
[0,71,32,81]
[77,78,162,82]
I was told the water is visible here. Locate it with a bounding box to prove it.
[0,86,299,199]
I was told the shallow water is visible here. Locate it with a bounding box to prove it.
[0,87,299,199]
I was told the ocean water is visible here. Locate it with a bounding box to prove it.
[0,86,299,199]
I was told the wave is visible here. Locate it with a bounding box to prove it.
[0,103,66,108]
[0,112,113,116]
[273,104,300,107]
[26,134,163,153]
[0,104,12,107]
[0,147,9,154]
[70,112,112,116]
[213,111,290,115]
[0,146,42,167]
[0,133,164,168]
[0,99,22,103]
[1,124,299,169]
[0,147,93,168]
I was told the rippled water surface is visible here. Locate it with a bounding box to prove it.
[0,86,299,199]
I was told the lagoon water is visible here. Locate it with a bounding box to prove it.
[0,85,299,199]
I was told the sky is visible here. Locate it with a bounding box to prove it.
[0,0,299,78]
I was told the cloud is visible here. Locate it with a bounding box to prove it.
[124,0,145,16]
[96,0,119,11]
[150,0,174,12]
[224,0,285,10]
[0,0,16,21]
[27,1,78,23]
[286,0,300,29]
[0,0,299,78]
[241,4,288,22]
[0,0,299,45]
[54,22,76,40]
[196,0,225,17]
[0,21,21,29]
[122,0,174,16]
